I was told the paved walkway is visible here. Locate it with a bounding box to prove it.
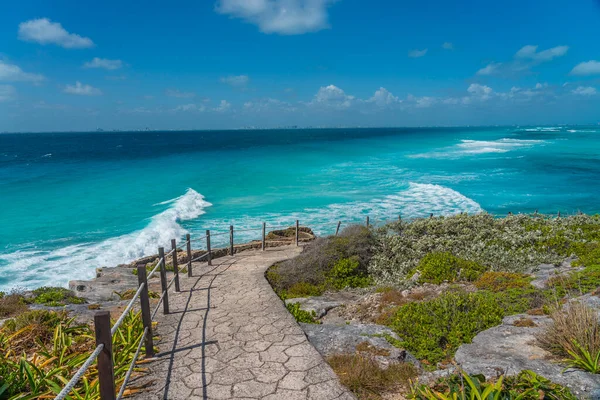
[132,245,354,400]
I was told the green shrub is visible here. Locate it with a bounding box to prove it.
[410,369,577,400]
[492,287,548,315]
[388,291,504,364]
[547,265,600,296]
[285,282,325,299]
[267,225,376,296]
[327,257,373,289]
[29,286,86,307]
[416,252,486,284]
[474,271,533,292]
[286,302,318,324]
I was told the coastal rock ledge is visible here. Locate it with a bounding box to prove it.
[455,313,600,399]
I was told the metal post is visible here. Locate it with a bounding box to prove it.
[158,247,169,315]
[262,222,266,251]
[186,233,192,277]
[295,220,299,246]
[137,265,154,358]
[366,216,369,227]
[335,221,341,236]
[95,311,116,400]
[171,239,180,292]
[206,230,212,266]
[229,225,234,256]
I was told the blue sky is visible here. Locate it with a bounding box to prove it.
[1,0,600,131]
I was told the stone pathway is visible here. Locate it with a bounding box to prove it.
[132,245,355,400]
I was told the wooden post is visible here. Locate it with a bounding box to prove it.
[229,225,234,256]
[206,230,212,266]
[430,213,433,219]
[171,239,180,292]
[399,214,401,222]
[137,265,154,358]
[558,211,561,218]
[186,233,192,277]
[335,221,341,236]
[295,220,299,246]
[366,216,369,227]
[158,247,169,315]
[95,311,116,400]
[262,222,266,251]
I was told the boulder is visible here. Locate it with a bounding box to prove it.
[300,322,419,369]
[455,314,600,399]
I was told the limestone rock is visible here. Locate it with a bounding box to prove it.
[300,322,419,368]
[455,314,600,399]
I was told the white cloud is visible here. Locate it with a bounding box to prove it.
[243,98,296,112]
[572,86,597,96]
[173,103,206,112]
[215,0,336,35]
[0,85,16,101]
[535,82,548,89]
[63,81,102,96]
[18,18,94,49]
[408,49,428,58]
[467,83,493,99]
[514,45,568,62]
[214,100,231,112]
[367,87,400,107]
[442,42,453,50]
[570,60,600,76]
[84,58,123,70]
[310,84,354,109]
[220,75,249,87]
[165,89,196,98]
[476,63,501,76]
[0,60,44,82]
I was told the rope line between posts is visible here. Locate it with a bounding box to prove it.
[151,290,167,320]
[116,327,148,400]
[54,344,104,400]
[111,282,145,336]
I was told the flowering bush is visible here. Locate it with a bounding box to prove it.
[368,213,600,285]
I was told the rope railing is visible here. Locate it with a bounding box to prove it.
[116,327,148,400]
[54,344,104,400]
[111,282,145,336]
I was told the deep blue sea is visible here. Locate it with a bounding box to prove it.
[1,126,600,291]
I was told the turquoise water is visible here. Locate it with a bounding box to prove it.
[1,126,599,290]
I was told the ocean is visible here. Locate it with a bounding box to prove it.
[1,126,599,291]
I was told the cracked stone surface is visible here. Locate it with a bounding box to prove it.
[131,246,354,400]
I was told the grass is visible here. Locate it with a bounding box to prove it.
[410,369,577,400]
[538,302,600,373]
[285,302,318,324]
[327,354,417,400]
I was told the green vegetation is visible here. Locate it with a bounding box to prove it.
[30,286,86,307]
[416,252,485,284]
[409,370,577,400]
[328,354,417,400]
[474,271,533,292]
[538,303,600,374]
[388,291,504,365]
[547,265,600,297]
[266,225,376,298]
[369,213,600,283]
[0,309,148,399]
[285,302,318,324]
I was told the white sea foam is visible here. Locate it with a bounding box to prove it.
[410,138,545,158]
[0,188,211,291]
[195,183,483,247]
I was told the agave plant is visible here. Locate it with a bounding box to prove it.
[564,339,600,374]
